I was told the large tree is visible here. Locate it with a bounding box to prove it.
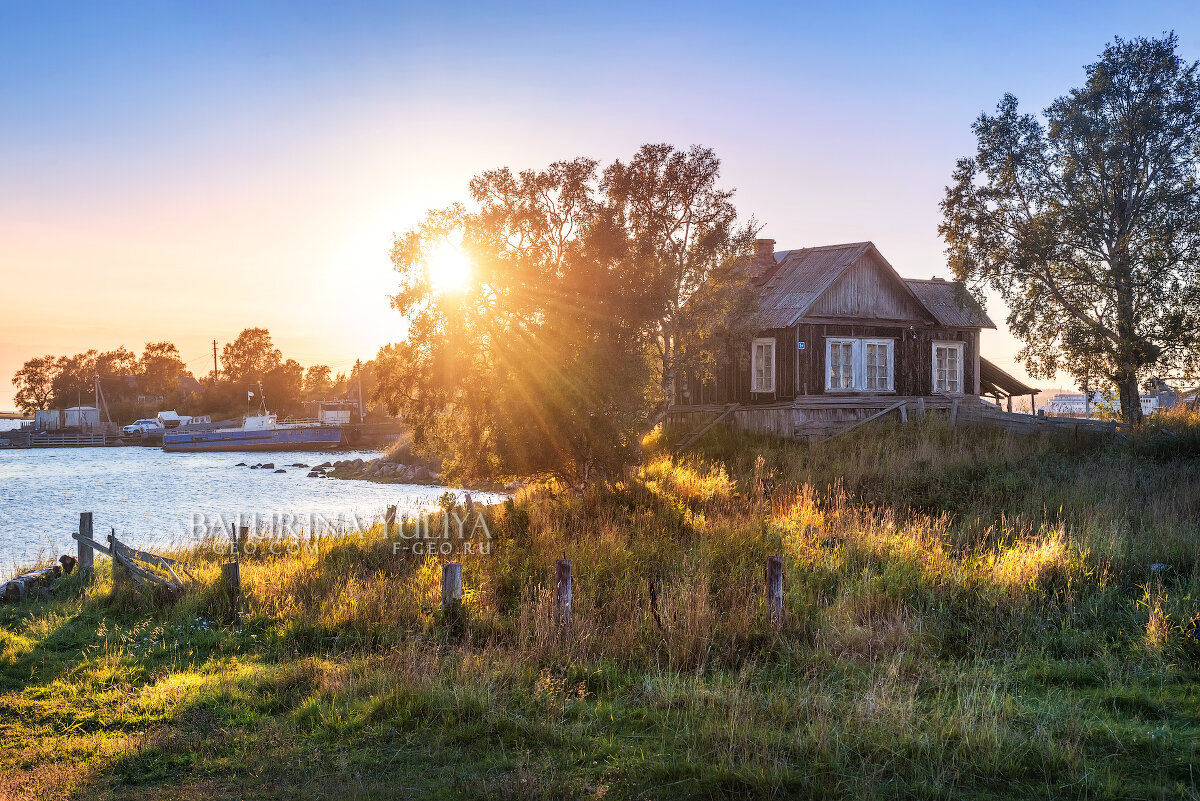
[139,341,191,397]
[303,364,334,398]
[221,328,282,385]
[941,34,1200,424]
[50,350,98,408]
[11,355,58,413]
[603,144,758,416]
[375,145,750,485]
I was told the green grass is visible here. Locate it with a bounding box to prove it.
[2,417,1200,799]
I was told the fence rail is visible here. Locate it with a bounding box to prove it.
[29,433,111,447]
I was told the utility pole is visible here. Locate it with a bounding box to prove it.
[212,340,219,387]
[355,359,364,424]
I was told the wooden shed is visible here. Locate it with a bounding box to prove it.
[671,240,1036,438]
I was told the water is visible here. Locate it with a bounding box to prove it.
[0,445,502,575]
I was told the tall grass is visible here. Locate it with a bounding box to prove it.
[2,417,1199,798]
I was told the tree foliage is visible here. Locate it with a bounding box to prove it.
[375,144,754,485]
[139,342,192,397]
[220,328,282,385]
[304,364,334,397]
[603,144,758,412]
[941,34,1200,423]
[11,356,57,414]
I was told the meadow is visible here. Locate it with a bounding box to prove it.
[1,414,1198,800]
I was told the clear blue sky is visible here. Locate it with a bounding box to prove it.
[2,1,1199,406]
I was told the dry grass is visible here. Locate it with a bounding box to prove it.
[2,419,1200,798]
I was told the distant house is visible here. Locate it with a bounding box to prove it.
[176,376,203,395]
[671,240,1037,438]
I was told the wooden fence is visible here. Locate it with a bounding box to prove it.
[19,512,791,631]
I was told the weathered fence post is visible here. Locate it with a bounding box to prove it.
[914,397,926,420]
[108,530,128,590]
[441,563,463,610]
[77,512,94,582]
[950,398,960,427]
[899,403,908,423]
[766,555,784,629]
[555,559,572,627]
[221,562,240,600]
[385,505,397,538]
[237,525,249,555]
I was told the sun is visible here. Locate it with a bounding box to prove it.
[426,241,472,293]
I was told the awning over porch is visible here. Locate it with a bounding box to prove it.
[979,357,1038,411]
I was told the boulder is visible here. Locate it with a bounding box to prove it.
[317,461,332,469]
[261,463,275,470]
[274,469,286,474]
[235,462,247,467]
[59,554,77,575]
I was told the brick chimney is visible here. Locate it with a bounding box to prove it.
[747,238,776,279]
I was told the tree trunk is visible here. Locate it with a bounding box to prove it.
[1116,368,1144,426]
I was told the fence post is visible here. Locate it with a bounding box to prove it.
[915,397,926,420]
[555,559,572,627]
[77,512,94,582]
[766,555,783,629]
[442,563,463,610]
[950,398,960,427]
[221,562,240,599]
[385,505,397,538]
[108,531,127,590]
[237,525,249,555]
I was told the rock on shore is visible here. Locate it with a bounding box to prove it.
[326,457,440,484]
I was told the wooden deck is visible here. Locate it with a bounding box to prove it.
[667,397,1125,440]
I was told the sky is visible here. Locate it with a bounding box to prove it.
[2,0,1200,409]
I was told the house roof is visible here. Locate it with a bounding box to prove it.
[904,278,995,329]
[979,357,1038,397]
[754,242,876,328]
[752,241,995,330]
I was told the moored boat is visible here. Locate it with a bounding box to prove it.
[163,388,343,452]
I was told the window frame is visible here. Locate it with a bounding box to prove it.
[750,337,776,394]
[824,337,895,393]
[862,338,895,392]
[825,337,857,391]
[932,341,965,395]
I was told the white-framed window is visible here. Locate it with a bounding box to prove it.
[751,338,776,393]
[824,338,894,392]
[933,341,964,394]
[827,338,856,390]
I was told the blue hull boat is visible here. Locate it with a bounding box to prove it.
[163,425,343,452]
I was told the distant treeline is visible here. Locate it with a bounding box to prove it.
[10,327,379,422]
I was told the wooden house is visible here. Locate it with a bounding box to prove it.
[670,240,1038,438]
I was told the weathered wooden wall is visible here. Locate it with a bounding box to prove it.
[679,325,981,405]
[804,252,929,320]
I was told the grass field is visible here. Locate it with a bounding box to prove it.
[2,414,1199,799]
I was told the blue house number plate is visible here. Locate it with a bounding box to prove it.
[797,341,806,350]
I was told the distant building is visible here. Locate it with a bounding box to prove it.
[1040,380,1179,418]
[34,410,60,431]
[63,406,101,430]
